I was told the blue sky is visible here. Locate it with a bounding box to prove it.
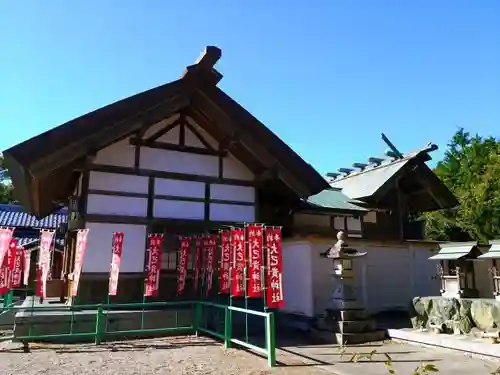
[1,1,499,174]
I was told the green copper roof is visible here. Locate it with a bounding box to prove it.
[478,240,500,259]
[304,188,368,212]
[429,241,483,260]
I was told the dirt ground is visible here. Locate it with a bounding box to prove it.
[0,335,326,375]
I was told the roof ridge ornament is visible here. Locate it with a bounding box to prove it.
[181,46,223,85]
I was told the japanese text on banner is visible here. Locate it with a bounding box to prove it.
[246,225,263,298]
[265,227,284,308]
[108,232,124,296]
[0,238,17,294]
[70,229,89,297]
[23,250,31,286]
[203,235,217,295]
[193,238,202,291]
[37,230,55,299]
[0,228,14,269]
[177,237,190,295]
[231,228,245,297]
[144,235,164,297]
[11,247,24,288]
[219,231,231,294]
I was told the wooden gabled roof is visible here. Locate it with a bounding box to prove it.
[329,146,458,212]
[3,46,329,218]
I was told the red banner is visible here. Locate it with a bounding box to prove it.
[0,228,14,270]
[265,227,284,308]
[193,238,202,291]
[231,228,246,297]
[108,232,124,296]
[23,250,31,286]
[0,238,17,294]
[203,235,217,295]
[177,237,190,295]
[144,235,164,297]
[11,247,24,288]
[71,229,89,297]
[219,231,231,294]
[37,230,55,298]
[247,225,264,298]
[0,255,9,294]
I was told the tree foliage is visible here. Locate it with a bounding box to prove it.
[0,154,15,204]
[424,128,500,243]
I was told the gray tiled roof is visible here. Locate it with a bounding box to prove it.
[0,204,67,229]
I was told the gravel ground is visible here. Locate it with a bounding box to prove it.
[0,336,327,375]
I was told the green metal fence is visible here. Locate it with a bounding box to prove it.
[0,300,277,367]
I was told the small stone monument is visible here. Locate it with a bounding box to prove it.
[312,231,386,344]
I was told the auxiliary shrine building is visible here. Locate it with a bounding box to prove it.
[3,47,457,312]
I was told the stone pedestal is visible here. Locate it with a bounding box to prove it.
[312,232,386,345]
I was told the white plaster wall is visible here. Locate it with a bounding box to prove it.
[210,184,255,203]
[89,172,149,194]
[364,245,412,313]
[305,240,446,315]
[156,125,180,143]
[346,216,362,231]
[282,241,314,316]
[93,139,135,168]
[309,241,358,316]
[83,222,147,273]
[140,148,219,176]
[185,117,218,149]
[333,216,346,230]
[86,194,148,217]
[153,199,205,220]
[73,174,83,196]
[209,203,255,222]
[223,154,254,181]
[411,244,441,298]
[155,178,205,198]
[142,115,180,139]
[184,127,205,148]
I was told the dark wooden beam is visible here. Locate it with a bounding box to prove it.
[84,213,247,230]
[129,138,227,157]
[87,188,254,206]
[255,169,278,183]
[30,94,191,176]
[192,89,313,198]
[86,163,258,187]
[185,120,216,151]
[143,119,181,144]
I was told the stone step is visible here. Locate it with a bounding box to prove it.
[326,308,369,321]
[317,318,376,333]
[311,328,387,345]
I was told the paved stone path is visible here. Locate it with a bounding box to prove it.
[277,338,500,375]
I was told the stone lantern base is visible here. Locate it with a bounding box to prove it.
[313,306,386,345]
[311,231,386,345]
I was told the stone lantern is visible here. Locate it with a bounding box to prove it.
[313,231,386,344]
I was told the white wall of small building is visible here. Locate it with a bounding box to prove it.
[281,238,442,317]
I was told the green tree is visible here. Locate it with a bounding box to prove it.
[0,154,15,204]
[424,128,500,242]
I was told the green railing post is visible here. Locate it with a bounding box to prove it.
[4,290,13,307]
[194,303,202,336]
[265,312,276,367]
[224,306,232,349]
[95,306,104,345]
